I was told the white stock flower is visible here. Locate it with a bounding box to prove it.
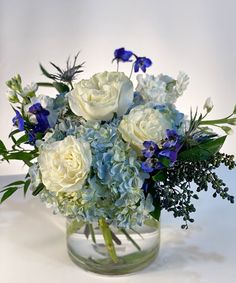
[118,104,173,150]
[38,136,92,192]
[6,90,18,103]
[21,83,38,97]
[68,71,133,121]
[136,72,189,104]
[136,74,167,103]
[175,71,189,95]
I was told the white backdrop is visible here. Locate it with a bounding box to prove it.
[1,0,236,175]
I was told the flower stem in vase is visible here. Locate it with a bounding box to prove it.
[99,218,118,263]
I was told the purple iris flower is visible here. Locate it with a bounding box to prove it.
[29,103,50,133]
[113,47,133,62]
[134,57,152,73]
[12,110,24,131]
[142,141,159,158]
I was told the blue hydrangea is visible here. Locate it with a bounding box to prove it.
[39,118,154,228]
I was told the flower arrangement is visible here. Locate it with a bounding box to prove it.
[1,48,235,274]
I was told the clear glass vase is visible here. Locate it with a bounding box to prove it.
[66,217,160,275]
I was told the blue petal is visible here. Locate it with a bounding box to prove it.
[12,110,24,131]
[159,149,178,163]
[134,61,140,72]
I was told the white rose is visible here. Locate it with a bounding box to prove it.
[68,71,133,121]
[118,104,173,150]
[38,136,92,192]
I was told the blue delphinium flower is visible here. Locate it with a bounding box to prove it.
[113,47,133,62]
[163,129,181,149]
[142,141,159,158]
[12,109,24,131]
[159,149,178,163]
[141,129,182,174]
[29,103,50,133]
[141,158,154,173]
[134,57,152,73]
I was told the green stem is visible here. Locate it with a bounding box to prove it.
[88,223,96,244]
[99,218,118,263]
[129,62,135,79]
[116,61,119,72]
[67,219,85,236]
[120,228,141,251]
[200,117,235,125]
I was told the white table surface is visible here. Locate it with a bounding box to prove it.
[0,166,236,283]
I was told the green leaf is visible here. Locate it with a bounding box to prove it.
[52,82,70,93]
[0,140,7,155]
[233,105,236,114]
[32,183,45,196]
[152,170,166,182]
[8,129,20,138]
[3,180,25,189]
[159,156,171,167]
[24,179,31,196]
[0,187,18,203]
[14,134,29,147]
[150,200,161,221]
[6,151,37,161]
[179,136,227,162]
[37,82,54,88]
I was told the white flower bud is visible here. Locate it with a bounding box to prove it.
[203,97,214,113]
[7,90,19,103]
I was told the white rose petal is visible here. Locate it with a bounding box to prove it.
[68,71,133,121]
[38,136,92,192]
[118,104,173,150]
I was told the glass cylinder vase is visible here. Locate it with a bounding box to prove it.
[66,217,160,275]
